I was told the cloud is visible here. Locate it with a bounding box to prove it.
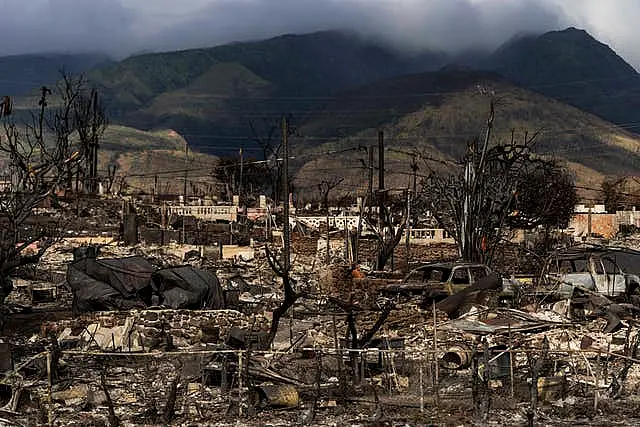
[142,0,565,54]
[0,0,136,56]
[552,0,640,68]
[0,0,637,69]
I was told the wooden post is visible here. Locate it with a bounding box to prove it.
[377,130,385,243]
[239,147,244,204]
[368,146,373,216]
[46,350,52,402]
[326,196,330,264]
[344,214,350,263]
[282,117,290,272]
[183,142,189,205]
[238,351,243,417]
[509,323,515,398]
[405,188,411,273]
[333,314,344,391]
[289,309,293,346]
[481,339,490,422]
[595,351,600,411]
[433,300,440,409]
[153,175,158,203]
[419,362,424,413]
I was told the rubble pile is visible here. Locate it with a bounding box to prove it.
[291,233,320,257]
[43,309,269,351]
[7,233,640,425]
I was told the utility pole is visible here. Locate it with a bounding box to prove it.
[378,130,385,232]
[183,142,189,205]
[282,117,291,272]
[91,91,99,194]
[368,146,374,215]
[405,188,411,272]
[325,189,330,264]
[376,129,386,271]
[182,142,189,244]
[411,159,418,200]
[406,160,418,272]
[84,90,100,194]
[239,147,244,204]
[378,130,385,191]
[153,175,158,203]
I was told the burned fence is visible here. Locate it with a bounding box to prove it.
[4,338,640,426]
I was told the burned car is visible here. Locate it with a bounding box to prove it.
[540,245,640,300]
[382,262,518,303]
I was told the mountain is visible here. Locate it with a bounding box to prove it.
[485,27,640,127]
[291,69,640,198]
[83,27,640,157]
[0,53,112,96]
[4,26,640,194]
[85,31,448,154]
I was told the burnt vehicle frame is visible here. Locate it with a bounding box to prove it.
[381,262,517,302]
[538,245,640,301]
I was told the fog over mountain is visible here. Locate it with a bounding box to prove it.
[0,0,638,68]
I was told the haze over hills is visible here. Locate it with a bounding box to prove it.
[0,53,112,96]
[0,123,218,196]
[99,126,218,196]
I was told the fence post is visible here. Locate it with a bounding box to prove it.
[238,351,243,417]
[419,360,424,413]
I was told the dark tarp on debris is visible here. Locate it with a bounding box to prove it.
[67,256,153,312]
[67,256,224,312]
[152,266,224,309]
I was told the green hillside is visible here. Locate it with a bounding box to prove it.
[99,125,218,195]
[84,27,640,158]
[4,27,639,199]
[85,31,447,153]
[292,69,640,197]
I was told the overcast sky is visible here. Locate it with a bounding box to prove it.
[1,0,639,68]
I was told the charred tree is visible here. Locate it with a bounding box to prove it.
[318,177,344,264]
[374,190,408,271]
[418,100,577,264]
[0,73,106,306]
[262,116,299,349]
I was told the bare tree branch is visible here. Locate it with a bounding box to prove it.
[0,72,106,304]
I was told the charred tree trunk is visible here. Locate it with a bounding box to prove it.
[261,117,298,350]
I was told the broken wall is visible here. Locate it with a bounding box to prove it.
[569,213,619,238]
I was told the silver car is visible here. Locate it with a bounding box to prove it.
[543,252,640,299]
